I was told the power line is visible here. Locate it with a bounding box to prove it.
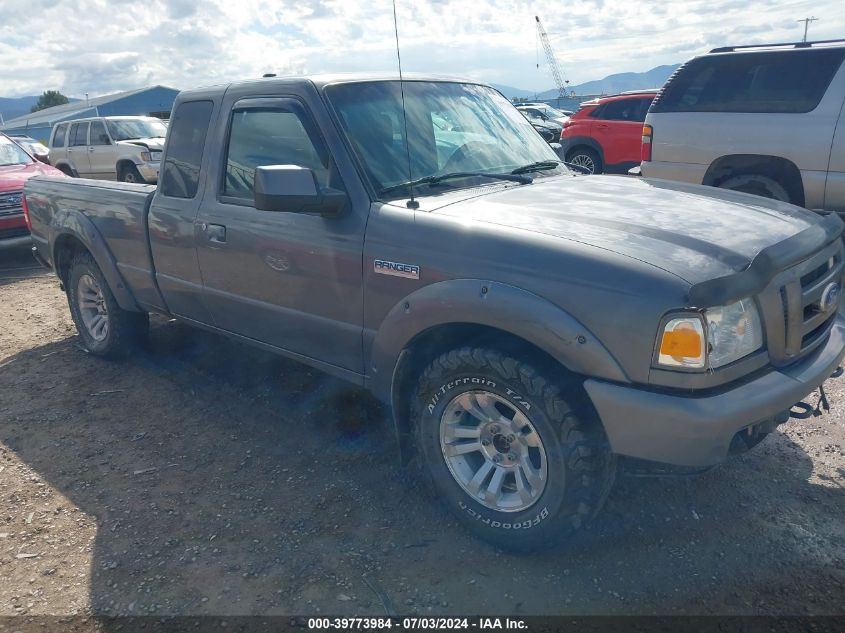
[797,16,818,42]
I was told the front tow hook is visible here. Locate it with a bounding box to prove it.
[790,365,843,419]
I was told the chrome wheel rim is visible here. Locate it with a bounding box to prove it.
[440,390,548,513]
[77,273,109,342]
[569,154,595,173]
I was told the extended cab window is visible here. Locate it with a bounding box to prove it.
[652,48,845,114]
[52,123,68,148]
[89,121,110,146]
[223,107,329,203]
[160,100,213,199]
[69,123,89,147]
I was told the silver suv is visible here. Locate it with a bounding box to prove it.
[48,116,166,184]
[641,40,845,214]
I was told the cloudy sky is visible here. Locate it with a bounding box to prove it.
[1,0,843,97]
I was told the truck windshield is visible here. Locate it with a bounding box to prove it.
[106,119,167,141]
[0,135,34,167]
[326,81,568,198]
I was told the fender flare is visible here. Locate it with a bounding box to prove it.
[367,278,628,403]
[50,209,141,312]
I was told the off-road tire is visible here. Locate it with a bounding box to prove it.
[718,174,790,203]
[67,252,148,359]
[566,147,602,174]
[411,347,616,551]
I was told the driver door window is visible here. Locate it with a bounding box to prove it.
[223,108,329,205]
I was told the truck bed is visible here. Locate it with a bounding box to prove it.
[25,176,161,308]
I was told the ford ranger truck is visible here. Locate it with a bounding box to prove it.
[23,75,845,551]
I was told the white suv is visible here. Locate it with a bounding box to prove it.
[641,40,845,214]
[48,116,166,184]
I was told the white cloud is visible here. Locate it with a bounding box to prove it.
[0,0,842,97]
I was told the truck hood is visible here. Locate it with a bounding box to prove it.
[118,137,165,151]
[422,175,819,284]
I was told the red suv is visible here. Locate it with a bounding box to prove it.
[559,90,657,174]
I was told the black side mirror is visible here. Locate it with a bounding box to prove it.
[254,165,346,216]
[100,134,111,144]
[34,152,50,164]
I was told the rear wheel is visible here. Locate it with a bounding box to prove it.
[118,164,146,184]
[411,347,616,551]
[566,147,602,174]
[718,174,790,203]
[67,252,148,358]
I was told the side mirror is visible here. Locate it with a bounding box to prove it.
[99,134,111,144]
[254,165,346,216]
[34,152,50,164]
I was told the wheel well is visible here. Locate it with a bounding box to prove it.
[116,160,135,175]
[703,154,804,206]
[55,163,75,177]
[53,234,89,288]
[566,144,600,159]
[390,323,595,456]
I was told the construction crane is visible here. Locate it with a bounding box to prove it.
[535,16,569,98]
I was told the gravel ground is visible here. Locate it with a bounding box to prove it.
[1,244,844,619]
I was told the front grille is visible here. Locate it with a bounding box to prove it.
[759,239,843,366]
[0,190,23,217]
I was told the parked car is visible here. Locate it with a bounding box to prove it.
[642,40,845,214]
[518,109,563,143]
[516,103,570,125]
[0,133,64,250]
[25,75,845,550]
[559,90,657,174]
[9,135,50,163]
[48,116,167,184]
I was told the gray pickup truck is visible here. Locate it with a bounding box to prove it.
[23,74,845,550]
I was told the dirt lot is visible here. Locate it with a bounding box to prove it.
[1,244,844,620]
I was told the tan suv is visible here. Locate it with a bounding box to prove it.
[48,116,166,183]
[641,40,845,214]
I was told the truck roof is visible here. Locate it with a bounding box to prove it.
[177,72,489,100]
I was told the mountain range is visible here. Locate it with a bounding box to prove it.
[1,64,680,122]
[491,64,680,101]
[0,96,80,123]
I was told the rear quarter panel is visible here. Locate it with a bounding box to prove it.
[25,176,159,307]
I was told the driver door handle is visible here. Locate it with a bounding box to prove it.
[205,223,227,243]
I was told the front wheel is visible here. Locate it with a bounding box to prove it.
[412,347,616,551]
[566,147,602,174]
[118,164,146,184]
[67,252,148,358]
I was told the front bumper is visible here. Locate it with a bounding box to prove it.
[584,313,845,467]
[135,160,160,183]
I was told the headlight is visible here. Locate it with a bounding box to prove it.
[705,298,763,368]
[140,150,162,162]
[656,298,763,370]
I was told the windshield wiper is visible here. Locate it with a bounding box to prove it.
[511,160,561,175]
[379,171,532,197]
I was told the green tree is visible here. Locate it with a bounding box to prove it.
[30,90,70,113]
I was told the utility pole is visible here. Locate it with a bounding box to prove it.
[797,16,818,42]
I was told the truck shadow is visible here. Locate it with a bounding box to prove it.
[0,244,48,287]
[1,318,843,618]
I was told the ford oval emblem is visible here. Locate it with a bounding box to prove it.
[819,282,840,313]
